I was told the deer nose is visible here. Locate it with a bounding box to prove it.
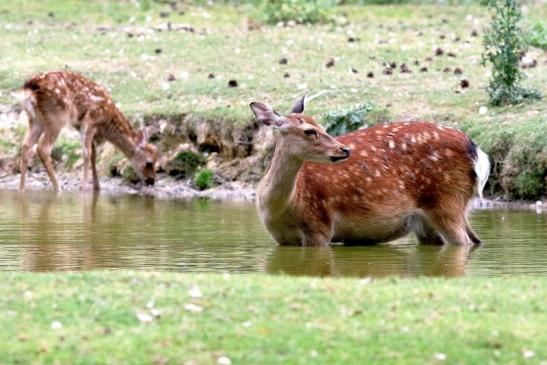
[340,146,351,157]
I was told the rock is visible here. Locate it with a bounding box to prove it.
[435,47,444,56]
[227,80,238,88]
[447,52,457,57]
[443,67,451,73]
[471,30,479,37]
[154,48,162,54]
[283,72,290,78]
[460,79,470,88]
[326,58,335,68]
[208,73,215,79]
[454,67,463,75]
[351,68,359,74]
[279,57,288,65]
[366,71,374,78]
[166,73,176,82]
[419,66,428,72]
[383,68,393,75]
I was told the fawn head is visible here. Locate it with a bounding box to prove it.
[132,128,158,185]
[250,96,350,164]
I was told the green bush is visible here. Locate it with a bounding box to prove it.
[528,22,547,50]
[481,0,542,106]
[263,0,335,25]
[121,165,140,184]
[321,103,385,137]
[167,151,206,179]
[194,169,215,190]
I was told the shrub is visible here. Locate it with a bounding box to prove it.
[121,165,140,184]
[481,0,542,106]
[167,151,206,179]
[527,22,547,50]
[194,169,215,190]
[321,103,386,137]
[263,0,335,25]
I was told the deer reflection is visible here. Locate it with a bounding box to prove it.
[265,243,474,278]
[18,191,100,271]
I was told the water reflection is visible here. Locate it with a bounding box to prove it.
[266,244,472,277]
[0,189,545,277]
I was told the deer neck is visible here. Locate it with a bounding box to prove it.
[257,140,303,217]
[104,113,139,159]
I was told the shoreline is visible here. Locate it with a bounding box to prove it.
[1,171,544,211]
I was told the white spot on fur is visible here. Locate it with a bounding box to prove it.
[388,140,395,149]
[401,143,407,151]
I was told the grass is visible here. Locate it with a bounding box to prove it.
[1,272,546,364]
[0,0,545,198]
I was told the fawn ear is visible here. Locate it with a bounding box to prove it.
[291,94,306,114]
[135,128,148,147]
[250,102,285,127]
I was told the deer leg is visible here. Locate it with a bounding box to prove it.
[91,143,100,191]
[409,214,446,245]
[465,221,482,245]
[424,207,474,247]
[81,126,96,190]
[19,120,44,192]
[36,126,62,192]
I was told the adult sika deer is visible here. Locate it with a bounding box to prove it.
[250,97,489,247]
[15,71,158,192]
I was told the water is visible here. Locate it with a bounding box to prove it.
[0,189,545,277]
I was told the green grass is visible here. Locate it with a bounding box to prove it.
[1,272,546,364]
[1,1,545,122]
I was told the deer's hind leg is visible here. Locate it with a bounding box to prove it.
[408,214,446,245]
[423,203,474,247]
[36,123,63,192]
[20,118,44,192]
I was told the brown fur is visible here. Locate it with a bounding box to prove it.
[252,100,485,248]
[18,71,158,191]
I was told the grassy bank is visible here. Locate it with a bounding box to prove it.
[1,272,547,364]
[0,0,545,198]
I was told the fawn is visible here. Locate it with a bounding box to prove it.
[250,96,490,247]
[15,71,158,192]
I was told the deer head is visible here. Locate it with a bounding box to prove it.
[250,96,350,164]
[132,128,158,185]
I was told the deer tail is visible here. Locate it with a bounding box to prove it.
[471,143,490,198]
[11,88,37,119]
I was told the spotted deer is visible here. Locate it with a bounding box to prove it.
[250,96,490,247]
[15,71,158,192]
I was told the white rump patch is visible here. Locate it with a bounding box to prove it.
[474,146,490,198]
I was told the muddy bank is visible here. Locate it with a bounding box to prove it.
[0,171,256,201]
[0,106,544,206]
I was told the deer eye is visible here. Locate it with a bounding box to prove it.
[304,129,317,136]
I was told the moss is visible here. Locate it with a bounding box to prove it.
[121,165,140,184]
[194,168,215,190]
[167,151,206,179]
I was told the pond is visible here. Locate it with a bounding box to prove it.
[0,189,545,277]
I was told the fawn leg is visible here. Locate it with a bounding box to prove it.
[19,120,44,192]
[91,143,100,191]
[36,125,62,192]
[81,125,96,190]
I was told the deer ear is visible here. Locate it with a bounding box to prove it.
[135,129,147,147]
[250,102,285,127]
[291,94,306,114]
